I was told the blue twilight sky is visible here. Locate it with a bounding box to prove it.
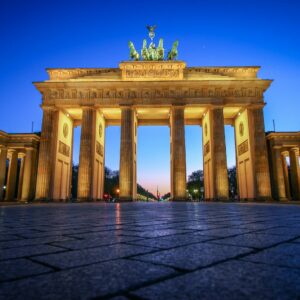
[1,0,299,195]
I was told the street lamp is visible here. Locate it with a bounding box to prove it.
[116,188,120,200]
[193,189,199,201]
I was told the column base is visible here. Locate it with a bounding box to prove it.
[118,197,134,202]
[204,198,230,202]
[169,197,189,201]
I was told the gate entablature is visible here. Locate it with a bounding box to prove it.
[34,63,272,111]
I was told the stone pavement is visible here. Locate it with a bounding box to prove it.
[0,202,300,300]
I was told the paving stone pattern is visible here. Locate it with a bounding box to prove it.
[0,202,300,299]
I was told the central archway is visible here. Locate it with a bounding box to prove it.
[137,126,170,200]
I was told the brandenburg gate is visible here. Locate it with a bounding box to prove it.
[33,58,274,201]
[1,28,299,202]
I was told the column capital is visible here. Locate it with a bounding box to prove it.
[171,104,185,108]
[281,150,289,157]
[247,103,265,110]
[290,147,299,155]
[7,149,16,155]
[81,105,96,111]
[41,106,57,112]
[210,105,224,110]
[18,152,26,159]
[119,104,134,109]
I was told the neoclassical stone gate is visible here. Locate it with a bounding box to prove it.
[33,61,274,201]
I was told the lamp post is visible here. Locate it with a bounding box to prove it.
[193,189,199,201]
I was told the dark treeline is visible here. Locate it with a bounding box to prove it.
[71,165,237,200]
[71,165,156,200]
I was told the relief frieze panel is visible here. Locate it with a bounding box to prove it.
[58,141,70,157]
[238,139,249,156]
[43,87,263,101]
[204,141,210,156]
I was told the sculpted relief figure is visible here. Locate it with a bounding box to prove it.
[128,41,140,61]
[167,40,179,60]
[141,39,150,60]
[157,38,164,60]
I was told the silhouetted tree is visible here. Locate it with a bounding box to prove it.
[228,166,238,198]
[187,170,204,200]
[161,192,171,200]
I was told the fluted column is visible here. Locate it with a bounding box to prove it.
[119,106,136,200]
[35,108,57,200]
[0,147,8,201]
[17,153,26,200]
[5,150,18,201]
[272,148,287,200]
[289,148,300,200]
[212,108,229,199]
[170,106,186,200]
[21,148,34,201]
[203,108,229,200]
[78,107,94,200]
[281,152,291,199]
[249,108,272,200]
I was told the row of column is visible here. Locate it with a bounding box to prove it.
[0,147,36,201]
[116,105,272,201]
[35,105,272,201]
[271,147,300,200]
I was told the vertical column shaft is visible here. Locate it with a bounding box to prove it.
[78,108,95,200]
[5,150,18,200]
[203,108,229,200]
[249,108,272,199]
[69,124,74,199]
[35,108,57,199]
[0,147,8,200]
[119,107,136,200]
[17,154,26,200]
[21,148,34,201]
[211,108,229,199]
[171,106,186,200]
[271,148,287,200]
[289,148,300,200]
[281,153,291,199]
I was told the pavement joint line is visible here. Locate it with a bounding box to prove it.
[209,234,300,250]
[0,247,69,263]
[238,255,300,271]
[124,234,300,274]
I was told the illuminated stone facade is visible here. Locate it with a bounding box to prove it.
[266,132,300,200]
[0,131,39,201]
[0,61,299,201]
[33,61,273,201]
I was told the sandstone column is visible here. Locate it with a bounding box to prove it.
[289,147,300,200]
[35,108,57,200]
[17,153,26,200]
[271,148,287,200]
[249,108,272,200]
[119,106,137,200]
[170,106,187,200]
[21,147,34,201]
[281,152,291,199]
[0,147,8,200]
[203,108,229,200]
[5,150,18,201]
[78,107,95,200]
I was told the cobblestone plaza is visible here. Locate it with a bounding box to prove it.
[0,202,300,299]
